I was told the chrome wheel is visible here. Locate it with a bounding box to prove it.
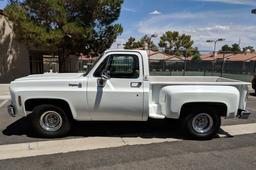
[39,111,63,132]
[192,113,213,134]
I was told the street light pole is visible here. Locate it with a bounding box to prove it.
[146,33,158,56]
[206,38,225,75]
[206,38,225,57]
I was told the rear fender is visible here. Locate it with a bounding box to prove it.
[159,85,240,119]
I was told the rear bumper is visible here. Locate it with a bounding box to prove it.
[8,105,16,117]
[237,109,251,119]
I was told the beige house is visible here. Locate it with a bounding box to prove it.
[0,10,83,83]
[0,9,30,83]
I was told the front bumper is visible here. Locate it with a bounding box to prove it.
[8,105,16,117]
[237,109,251,119]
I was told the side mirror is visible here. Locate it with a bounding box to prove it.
[97,70,110,87]
[101,70,110,80]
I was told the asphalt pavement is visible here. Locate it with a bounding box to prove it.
[0,133,255,170]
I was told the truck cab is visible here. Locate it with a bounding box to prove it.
[85,50,148,121]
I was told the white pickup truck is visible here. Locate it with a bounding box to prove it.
[8,50,250,139]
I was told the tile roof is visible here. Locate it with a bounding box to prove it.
[201,53,256,61]
[118,49,256,62]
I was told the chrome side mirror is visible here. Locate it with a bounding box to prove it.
[101,70,110,80]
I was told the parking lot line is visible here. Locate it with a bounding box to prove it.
[0,100,8,109]
[221,123,256,136]
[0,123,255,161]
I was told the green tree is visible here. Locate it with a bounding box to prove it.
[220,43,242,53]
[221,44,232,52]
[159,31,194,55]
[123,37,141,49]
[191,47,201,61]
[139,35,157,50]
[231,43,241,53]
[243,46,255,53]
[4,0,123,72]
[123,35,157,50]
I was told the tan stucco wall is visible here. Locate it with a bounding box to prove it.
[0,15,30,83]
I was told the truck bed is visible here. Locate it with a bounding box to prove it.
[148,76,250,119]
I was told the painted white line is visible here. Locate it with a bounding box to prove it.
[122,137,180,146]
[0,123,255,160]
[0,100,8,108]
[221,123,256,136]
[0,95,10,100]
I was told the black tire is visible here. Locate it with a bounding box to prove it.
[181,108,221,140]
[31,104,71,138]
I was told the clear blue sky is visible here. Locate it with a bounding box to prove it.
[1,0,256,50]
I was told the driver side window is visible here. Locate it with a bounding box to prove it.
[93,54,140,79]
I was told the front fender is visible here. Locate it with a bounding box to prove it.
[10,89,81,120]
[159,85,240,119]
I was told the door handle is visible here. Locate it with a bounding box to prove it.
[69,83,82,88]
[130,82,142,88]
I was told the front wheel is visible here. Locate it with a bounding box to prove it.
[182,109,221,140]
[31,104,71,138]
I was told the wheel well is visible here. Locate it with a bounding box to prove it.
[25,99,73,119]
[180,102,227,118]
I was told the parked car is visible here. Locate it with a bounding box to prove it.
[8,50,250,139]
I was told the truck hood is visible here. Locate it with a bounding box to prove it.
[10,73,86,90]
[14,73,84,82]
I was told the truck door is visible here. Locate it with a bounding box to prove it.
[87,52,144,120]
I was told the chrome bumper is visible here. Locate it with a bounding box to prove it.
[237,109,251,119]
[8,105,16,117]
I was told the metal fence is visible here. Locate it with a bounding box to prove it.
[149,50,256,82]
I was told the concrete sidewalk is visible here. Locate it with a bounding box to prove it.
[0,84,10,99]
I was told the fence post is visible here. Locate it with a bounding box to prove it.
[221,53,225,77]
[183,50,187,76]
[253,61,256,75]
[211,61,214,76]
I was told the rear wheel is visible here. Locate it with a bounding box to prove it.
[31,104,71,138]
[182,108,221,140]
